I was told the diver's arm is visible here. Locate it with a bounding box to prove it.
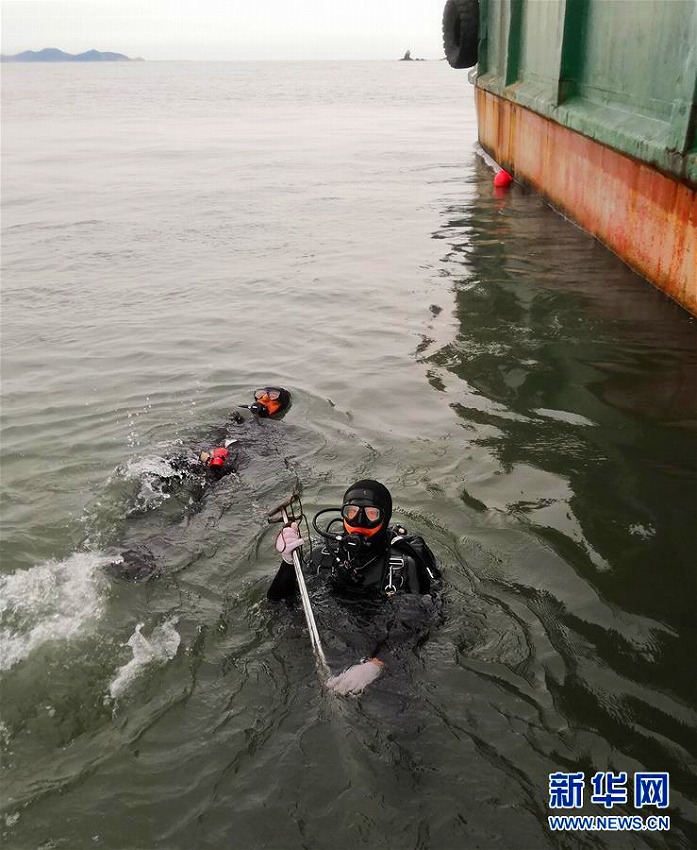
[267,561,298,601]
[326,590,434,695]
[267,544,325,600]
[370,589,442,665]
[266,522,305,601]
[326,657,384,695]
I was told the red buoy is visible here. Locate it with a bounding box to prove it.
[494,169,513,188]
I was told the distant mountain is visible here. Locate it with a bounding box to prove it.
[0,48,139,62]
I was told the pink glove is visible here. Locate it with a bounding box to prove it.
[275,521,304,564]
[326,658,384,695]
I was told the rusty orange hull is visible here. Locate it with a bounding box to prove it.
[476,88,697,316]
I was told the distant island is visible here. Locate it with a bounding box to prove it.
[0,48,141,62]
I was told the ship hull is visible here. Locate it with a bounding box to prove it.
[476,88,697,314]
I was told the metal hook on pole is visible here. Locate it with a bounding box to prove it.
[268,492,329,679]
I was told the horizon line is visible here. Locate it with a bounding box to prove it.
[1,56,444,62]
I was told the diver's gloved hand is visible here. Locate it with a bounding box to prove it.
[326,658,385,695]
[275,521,304,564]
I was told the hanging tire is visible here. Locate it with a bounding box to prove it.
[442,0,479,69]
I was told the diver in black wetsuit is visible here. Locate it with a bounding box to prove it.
[134,387,292,494]
[175,387,292,482]
[105,387,292,581]
[268,479,442,695]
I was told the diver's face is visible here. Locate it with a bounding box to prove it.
[341,503,384,537]
[254,388,282,416]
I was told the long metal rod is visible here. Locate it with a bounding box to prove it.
[279,505,330,679]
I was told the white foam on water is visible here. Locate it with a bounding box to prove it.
[629,523,656,539]
[122,453,198,512]
[108,618,180,698]
[123,454,182,481]
[0,552,109,672]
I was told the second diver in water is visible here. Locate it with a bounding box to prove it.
[107,386,291,581]
[176,386,292,482]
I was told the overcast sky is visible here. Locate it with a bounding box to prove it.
[1,1,449,60]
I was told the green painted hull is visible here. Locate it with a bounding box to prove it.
[475,0,696,186]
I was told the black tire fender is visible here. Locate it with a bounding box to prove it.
[442,0,479,69]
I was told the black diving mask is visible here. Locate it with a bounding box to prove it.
[341,504,382,527]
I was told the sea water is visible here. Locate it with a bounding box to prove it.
[2,61,696,849]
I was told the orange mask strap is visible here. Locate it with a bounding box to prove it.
[343,521,384,538]
[259,397,282,416]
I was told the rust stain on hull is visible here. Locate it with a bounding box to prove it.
[476,88,697,316]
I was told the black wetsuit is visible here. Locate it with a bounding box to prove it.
[163,411,245,486]
[267,530,443,668]
[106,411,290,581]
